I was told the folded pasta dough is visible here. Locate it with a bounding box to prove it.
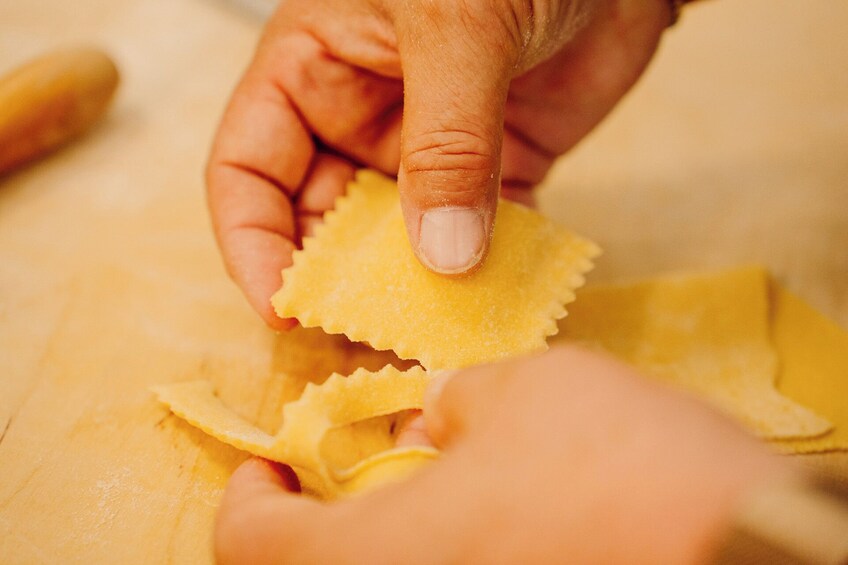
[556,266,832,440]
[153,366,438,499]
[770,284,848,453]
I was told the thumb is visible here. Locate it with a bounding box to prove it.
[394,5,519,274]
[424,363,512,448]
[215,458,320,565]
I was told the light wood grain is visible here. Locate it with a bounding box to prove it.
[1,0,846,562]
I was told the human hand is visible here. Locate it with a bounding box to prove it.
[206,0,672,329]
[215,346,794,564]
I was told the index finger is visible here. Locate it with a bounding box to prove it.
[206,63,315,329]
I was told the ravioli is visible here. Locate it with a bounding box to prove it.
[153,366,437,499]
[556,267,833,440]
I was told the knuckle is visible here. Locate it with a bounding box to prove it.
[403,127,500,203]
[403,127,498,178]
[408,0,526,56]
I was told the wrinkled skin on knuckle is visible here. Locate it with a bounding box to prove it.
[512,0,600,69]
[458,0,529,56]
[404,127,498,175]
[402,127,500,205]
[393,0,527,57]
[409,0,596,67]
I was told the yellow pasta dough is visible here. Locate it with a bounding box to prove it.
[155,173,846,499]
[556,266,832,440]
[272,170,599,370]
[770,284,848,453]
[152,366,438,499]
[155,262,847,501]
[152,380,276,454]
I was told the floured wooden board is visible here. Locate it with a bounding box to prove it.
[557,267,833,441]
[2,2,847,564]
[771,285,848,453]
[153,366,438,499]
[272,170,599,370]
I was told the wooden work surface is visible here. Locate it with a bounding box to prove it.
[1,0,846,562]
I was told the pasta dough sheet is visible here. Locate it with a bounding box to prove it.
[272,170,599,370]
[154,265,846,499]
[153,366,438,499]
[770,284,848,453]
[556,266,833,440]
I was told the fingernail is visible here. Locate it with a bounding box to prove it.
[394,411,434,448]
[418,207,486,274]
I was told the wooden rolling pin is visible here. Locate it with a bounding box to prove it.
[0,47,120,175]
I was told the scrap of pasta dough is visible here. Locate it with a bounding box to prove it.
[556,266,832,440]
[152,366,438,499]
[272,170,599,370]
[770,284,848,453]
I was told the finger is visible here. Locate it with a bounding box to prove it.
[423,347,625,448]
[295,153,355,216]
[394,410,434,448]
[294,152,356,241]
[206,163,298,331]
[216,458,326,565]
[207,62,316,329]
[262,30,404,175]
[505,0,668,158]
[500,183,537,208]
[392,3,521,275]
[500,125,558,187]
[210,70,314,198]
[297,215,323,240]
[423,364,513,449]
